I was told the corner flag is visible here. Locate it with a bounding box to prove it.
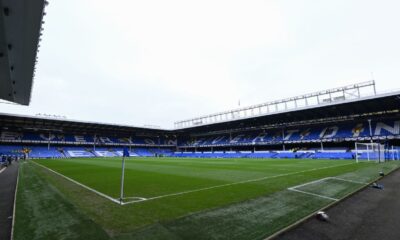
[120,147,129,204]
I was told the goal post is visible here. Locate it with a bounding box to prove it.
[355,142,385,163]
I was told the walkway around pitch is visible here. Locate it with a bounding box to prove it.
[275,167,400,240]
[0,162,19,240]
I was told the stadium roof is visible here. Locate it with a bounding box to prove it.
[173,89,400,134]
[0,0,47,105]
[175,81,380,129]
[0,112,171,136]
[0,89,400,135]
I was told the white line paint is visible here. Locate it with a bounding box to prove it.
[287,188,339,201]
[122,162,356,205]
[121,198,147,204]
[287,176,368,202]
[31,161,121,205]
[288,176,367,191]
[330,177,367,185]
[0,167,6,174]
[123,197,147,201]
[10,165,19,240]
[288,177,330,189]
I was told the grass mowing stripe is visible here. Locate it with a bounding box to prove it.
[119,162,357,204]
[128,162,400,240]
[14,162,110,240]
[31,161,121,205]
[19,158,394,240]
[35,157,356,205]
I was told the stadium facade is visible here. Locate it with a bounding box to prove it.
[1,81,399,160]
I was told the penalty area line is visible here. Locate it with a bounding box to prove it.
[31,161,121,205]
[287,177,330,189]
[287,176,368,202]
[287,188,339,201]
[329,177,367,185]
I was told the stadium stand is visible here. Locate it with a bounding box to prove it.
[0,145,25,157]
[93,147,118,157]
[133,148,154,157]
[1,83,400,161]
[1,120,398,147]
[312,151,354,160]
[0,118,399,160]
[177,120,400,147]
[62,147,96,158]
[28,146,64,158]
[0,131,175,146]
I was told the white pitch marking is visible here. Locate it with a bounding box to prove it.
[121,199,147,205]
[287,176,367,191]
[287,176,368,202]
[31,161,121,205]
[10,165,19,240]
[287,177,331,189]
[329,177,367,185]
[123,197,147,200]
[287,188,339,201]
[0,167,6,174]
[122,162,356,205]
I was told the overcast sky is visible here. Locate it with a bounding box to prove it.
[2,0,400,128]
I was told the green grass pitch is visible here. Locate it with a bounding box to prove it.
[13,157,400,240]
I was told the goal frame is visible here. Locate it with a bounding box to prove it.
[355,142,385,163]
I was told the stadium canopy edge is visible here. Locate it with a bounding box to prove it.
[0,0,47,105]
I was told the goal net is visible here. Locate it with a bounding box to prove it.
[355,142,385,163]
[388,146,400,161]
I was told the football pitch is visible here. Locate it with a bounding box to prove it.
[14,157,400,240]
